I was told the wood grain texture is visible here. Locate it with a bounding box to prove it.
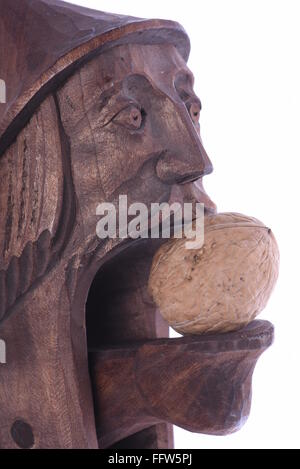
[89,320,273,448]
[0,95,68,323]
[0,0,189,156]
[0,0,274,450]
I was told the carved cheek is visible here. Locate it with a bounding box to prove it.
[93,132,139,199]
[93,119,162,199]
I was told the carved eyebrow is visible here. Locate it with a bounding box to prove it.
[122,73,155,95]
[173,70,203,111]
[98,72,149,112]
[174,69,195,89]
[98,72,153,109]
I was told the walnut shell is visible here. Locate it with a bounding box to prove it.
[148,212,279,335]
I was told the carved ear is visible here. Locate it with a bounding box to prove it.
[0,94,74,323]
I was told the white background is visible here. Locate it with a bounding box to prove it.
[70,0,300,449]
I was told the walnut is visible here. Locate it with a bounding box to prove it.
[148,213,279,334]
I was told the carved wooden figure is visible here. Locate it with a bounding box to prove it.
[0,0,274,449]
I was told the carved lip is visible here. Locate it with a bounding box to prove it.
[89,319,274,446]
[165,319,274,352]
[135,319,274,436]
[167,178,217,216]
[103,319,274,353]
[193,178,217,214]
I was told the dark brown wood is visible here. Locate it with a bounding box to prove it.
[109,425,174,450]
[0,0,274,449]
[0,0,189,156]
[89,320,273,448]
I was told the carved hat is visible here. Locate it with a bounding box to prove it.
[0,0,190,156]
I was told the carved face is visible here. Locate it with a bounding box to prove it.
[57,43,215,242]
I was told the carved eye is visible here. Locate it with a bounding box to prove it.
[189,102,201,125]
[112,104,143,130]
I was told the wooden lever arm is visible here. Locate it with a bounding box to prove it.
[89,319,273,448]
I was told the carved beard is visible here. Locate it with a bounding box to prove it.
[0,94,77,324]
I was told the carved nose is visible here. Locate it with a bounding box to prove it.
[156,111,213,185]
